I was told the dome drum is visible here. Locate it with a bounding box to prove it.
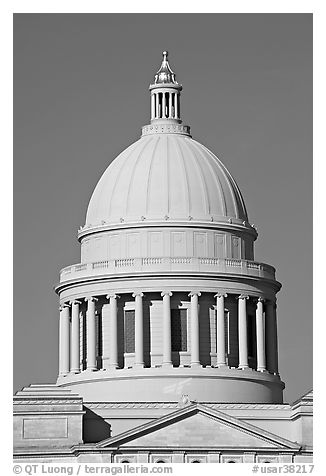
[55,286,282,405]
[78,226,256,265]
[57,368,284,404]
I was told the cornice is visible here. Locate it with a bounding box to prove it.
[77,219,258,242]
[55,271,281,296]
[83,401,290,410]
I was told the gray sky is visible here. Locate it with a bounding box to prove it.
[13,13,312,403]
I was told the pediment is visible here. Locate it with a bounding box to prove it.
[97,403,299,450]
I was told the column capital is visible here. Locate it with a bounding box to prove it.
[132,292,144,298]
[214,292,228,299]
[161,291,173,297]
[85,296,98,302]
[106,294,120,300]
[70,299,82,306]
[60,302,70,309]
[237,294,249,300]
[257,297,265,303]
[188,291,201,297]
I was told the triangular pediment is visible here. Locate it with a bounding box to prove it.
[97,403,299,450]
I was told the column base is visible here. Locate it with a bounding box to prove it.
[238,365,249,370]
[257,367,268,372]
[162,362,173,368]
[216,363,227,368]
[108,364,119,370]
[70,369,80,374]
[134,363,144,369]
[85,367,97,372]
[191,362,202,368]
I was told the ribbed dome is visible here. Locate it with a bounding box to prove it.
[85,133,248,226]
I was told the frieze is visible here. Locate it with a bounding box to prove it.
[14,399,82,405]
[141,123,191,137]
[83,402,289,410]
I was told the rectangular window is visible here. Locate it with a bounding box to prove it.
[124,310,135,353]
[171,309,187,351]
[224,310,230,356]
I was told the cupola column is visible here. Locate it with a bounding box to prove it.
[161,291,173,367]
[266,301,279,374]
[175,93,179,118]
[238,295,249,369]
[151,94,155,120]
[168,92,172,118]
[162,92,166,118]
[85,297,98,371]
[189,292,201,367]
[155,94,159,118]
[70,300,81,374]
[133,292,144,368]
[59,304,70,376]
[215,293,228,367]
[107,294,120,370]
[256,298,267,372]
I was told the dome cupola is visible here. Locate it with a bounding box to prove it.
[149,51,183,124]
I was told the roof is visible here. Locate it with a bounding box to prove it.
[85,133,248,228]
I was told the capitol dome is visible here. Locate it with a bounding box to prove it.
[55,51,283,408]
[85,133,248,227]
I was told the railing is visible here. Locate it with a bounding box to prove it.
[59,257,276,283]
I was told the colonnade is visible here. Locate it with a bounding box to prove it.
[151,91,180,120]
[58,292,278,377]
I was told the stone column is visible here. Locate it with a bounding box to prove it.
[169,92,172,118]
[59,304,70,376]
[162,92,166,118]
[70,300,81,373]
[174,93,179,119]
[151,93,155,120]
[238,294,249,369]
[101,303,110,369]
[85,297,98,371]
[215,292,227,367]
[107,294,120,370]
[157,93,161,118]
[133,292,144,368]
[161,291,173,367]
[189,292,201,367]
[265,300,279,374]
[256,297,266,372]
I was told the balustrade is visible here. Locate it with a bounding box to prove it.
[59,257,276,282]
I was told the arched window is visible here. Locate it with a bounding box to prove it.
[228,460,236,463]
[156,460,166,463]
[192,460,201,463]
[121,460,130,463]
[263,461,271,463]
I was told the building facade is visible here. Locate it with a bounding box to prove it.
[14,52,312,463]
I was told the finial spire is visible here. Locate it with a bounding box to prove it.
[154,50,178,85]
